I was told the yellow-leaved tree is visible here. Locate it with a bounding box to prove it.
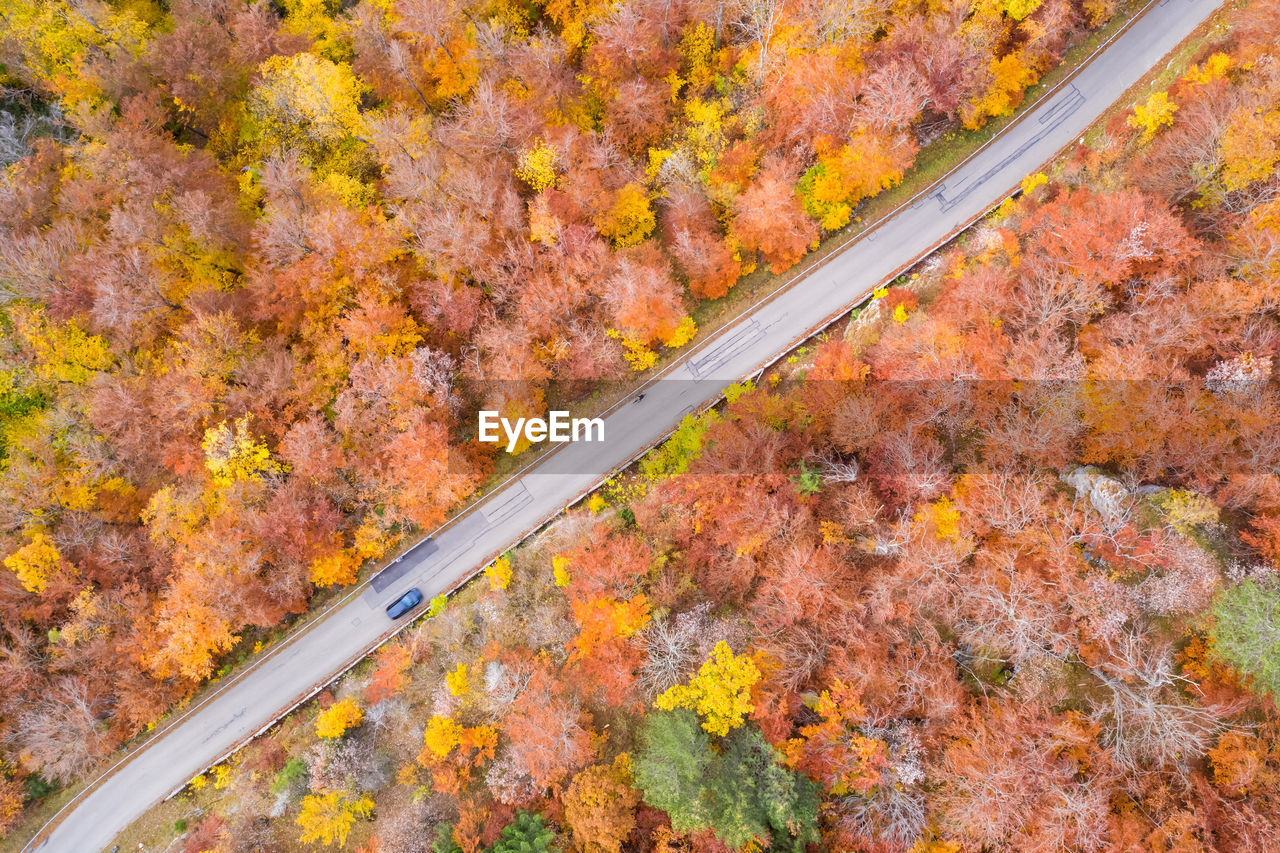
[485,554,513,591]
[797,132,911,231]
[308,545,360,588]
[914,495,963,542]
[247,52,366,157]
[295,791,374,846]
[655,641,761,736]
[0,776,22,836]
[595,183,655,247]
[516,141,559,191]
[962,51,1039,130]
[276,0,349,62]
[1154,489,1220,535]
[201,416,287,488]
[446,663,470,696]
[0,0,152,108]
[1218,103,1280,192]
[422,715,463,759]
[4,529,62,593]
[11,305,113,384]
[1128,91,1179,144]
[553,553,572,587]
[996,0,1044,20]
[315,698,364,739]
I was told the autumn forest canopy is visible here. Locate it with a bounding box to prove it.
[4,0,1280,849]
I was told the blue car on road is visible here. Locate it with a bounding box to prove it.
[385,588,423,619]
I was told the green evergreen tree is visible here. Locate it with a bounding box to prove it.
[709,727,820,852]
[1212,578,1280,698]
[432,823,463,853]
[635,710,820,851]
[633,708,714,833]
[491,810,555,853]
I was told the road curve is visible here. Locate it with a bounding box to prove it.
[28,1,1221,848]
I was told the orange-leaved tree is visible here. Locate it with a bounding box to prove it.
[562,753,641,853]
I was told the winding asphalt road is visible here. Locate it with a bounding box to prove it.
[26,1,1222,848]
